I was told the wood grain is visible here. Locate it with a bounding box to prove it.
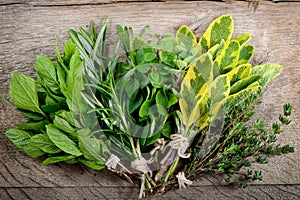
[0,0,299,199]
[0,185,299,199]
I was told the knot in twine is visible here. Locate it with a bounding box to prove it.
[105,154,120,170]
[150,138,167,155]
[176,172,193,189]
[168,134,191,158]
[131,156,153,177]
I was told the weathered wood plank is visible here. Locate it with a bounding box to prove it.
[0,185,299,199]
[0,1,299,198]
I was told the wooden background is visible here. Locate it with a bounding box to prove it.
[0,0,299,199]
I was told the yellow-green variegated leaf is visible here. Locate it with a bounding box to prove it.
[238,44,254,65]
[234,33,251,46]
[179,84,209,127]
[207,39,225,59]
[196,74,230,130]
[210,74,231,105]
[176,26,197,50]
[230,74,261,95]
[199,15,234,52]
[197,75,230,157]
[250,63,283,86]
[214,40,240,73]
[227,82,260,105]
[227,64,251,84]
[179,53,213,127]
[195,53,214,83]
[131,36,147,51]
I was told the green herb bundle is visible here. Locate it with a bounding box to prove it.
[2,15,294,198]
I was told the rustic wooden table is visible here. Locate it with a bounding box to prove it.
[1,1,299,199]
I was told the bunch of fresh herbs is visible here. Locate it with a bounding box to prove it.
[1,15,294,198]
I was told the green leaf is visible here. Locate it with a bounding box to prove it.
[18,109,44,121]
[167,92,178,108]
[226,64,251,84]
[238,44,254,65]
[199,15,234,51]
[41,99,67,113]
[53,115,76,134]
[210,74,231,105]
[34,55,60,94]
[139,100,152,118]
[29,134,61,154]
[42,155,77,165]
[15,120,50,131]
[207,40,225,59]
[65,51,87,114]
[176,26,197,50]
[145,132,161,146]
[159,51,176,67]
[250,63,283,86]
[5,128,44,158]
[160,36,176,52]
[46,124,82,156]
[234,33,251,46]
[129,94,143,114]
[161,121,172,138]
[5,128,32,149]
[156,90,168,108]
[228,82,260,104]
[144,52,156,62]
[214,40,240,73]
[131,36,147,51]
[63,38,77,66]
[78,158,105,170]
[230,75,261,95]
[9,73,45,117]
[78,136,107,164]
[23,145,45,158]
[57,111,81,128]
[179,54,213,127]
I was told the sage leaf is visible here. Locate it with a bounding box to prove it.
[250,63,282,86]
[234,33,251,46]
[176,26,197,51]
[199,15,234,51]
[230,74,261,95]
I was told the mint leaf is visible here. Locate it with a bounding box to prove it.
[34,55,60,95]
[9,73,45,117]
[46,124,82,156]
[29,134,61,154]
[5,128,44,158]
[42,155,77,165]
[78,136,107,164]
[15,120,50,131]
[78,158,105,170]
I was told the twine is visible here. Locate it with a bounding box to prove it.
[176,172,193,189]
[105,154,120,170]
[150,138,166,155]
[168,134,191,158]
[131,156,152,177]
[131,156,153,199]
